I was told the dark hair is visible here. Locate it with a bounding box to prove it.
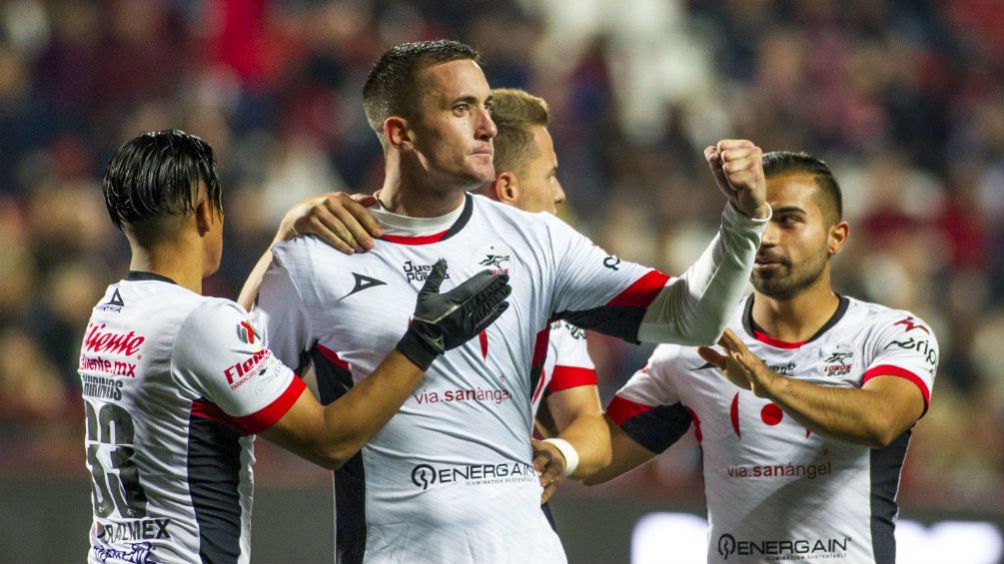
[491,88,550,176]
[363,40,480,146]
[762,151,843,222]
[102,129,222,232]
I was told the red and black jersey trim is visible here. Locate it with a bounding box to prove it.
[742,294,850,349]
[188,401,243,563]
[311,344,367,564]
[870,429,911,563]
[556,270,670,343]
[607,396,692,454]
[376,194,474,246]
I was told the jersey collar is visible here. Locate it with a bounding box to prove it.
[371,193,473,245]
[124,271,178,285]
[742,294,849,349]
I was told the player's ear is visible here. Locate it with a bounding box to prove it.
[828,220,849,256]
[385,116,413,151]
[195,198,214,236]
[493,172,519,205]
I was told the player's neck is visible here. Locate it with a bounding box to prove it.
[379,159,470,218]
[128,240,204,294]
[752,278,840,343]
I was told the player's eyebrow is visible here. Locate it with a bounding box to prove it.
[772,205,807,215]
[450,95,479,105]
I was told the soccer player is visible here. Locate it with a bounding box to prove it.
[256,88,605,506]
[80,129,510,563]
[244,39,770,563]
[472,88,606,499]
[589,152,939,564]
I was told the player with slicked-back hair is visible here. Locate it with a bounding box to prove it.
[243,38,771,563]
[590,150,938,564]
[79,129,510,564]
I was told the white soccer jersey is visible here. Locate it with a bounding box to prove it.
[608,295,939,564]
[533,320,598,413]
[78,272,304,564]
[252,194,765,564]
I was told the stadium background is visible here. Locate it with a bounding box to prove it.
[0,0,1001,562]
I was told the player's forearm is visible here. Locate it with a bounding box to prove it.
[238,250,273,311]
[582,418,657,485]
[318,351,424,467]
[638,204,767,345]
[557,413,611,478]
[761,376,902,448]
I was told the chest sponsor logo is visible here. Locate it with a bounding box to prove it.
[725,460,832,480]
[472,243,515,276]
[603,255,622,271]
[413,386,513,405]
[410,462,536,490]
[403,260,449,283]
[718,532,852,561]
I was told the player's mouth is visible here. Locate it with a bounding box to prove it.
[754,254,787,269]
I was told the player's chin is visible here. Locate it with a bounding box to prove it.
[467,163,496,183]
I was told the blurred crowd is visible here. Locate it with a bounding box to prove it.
[1,0,1002,512]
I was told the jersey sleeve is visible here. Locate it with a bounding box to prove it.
[546,322,598,393]
[248,249,314,370]
[172,299,306,435]
[605,345,694,454]
[862,313,939,415]
[547,204,766,346]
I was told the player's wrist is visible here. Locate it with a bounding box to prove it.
[395,328,440,371]
[543,438,580,477]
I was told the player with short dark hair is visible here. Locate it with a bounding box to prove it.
[80,129,510,564]
[589,151,938,564]
[244,39,771,563]
[363,39,481,151]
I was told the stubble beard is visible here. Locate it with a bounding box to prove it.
[751,252,828,300]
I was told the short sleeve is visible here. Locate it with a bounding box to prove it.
[547,322,598,393]
[862,313,939,415]
[606,345,692,453]
[173,299,305,434]
[249,250,314,370]
[543,214,669,341]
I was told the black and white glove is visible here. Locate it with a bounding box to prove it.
[396,259,511,370]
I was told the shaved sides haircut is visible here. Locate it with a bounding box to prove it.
[363,40,481,148]
[762,151,843,224]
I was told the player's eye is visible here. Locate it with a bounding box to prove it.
[452,103,470,116]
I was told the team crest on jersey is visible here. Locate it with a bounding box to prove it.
[472,244,514,276]
[821,343,854,377]
[237,320,260,345]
